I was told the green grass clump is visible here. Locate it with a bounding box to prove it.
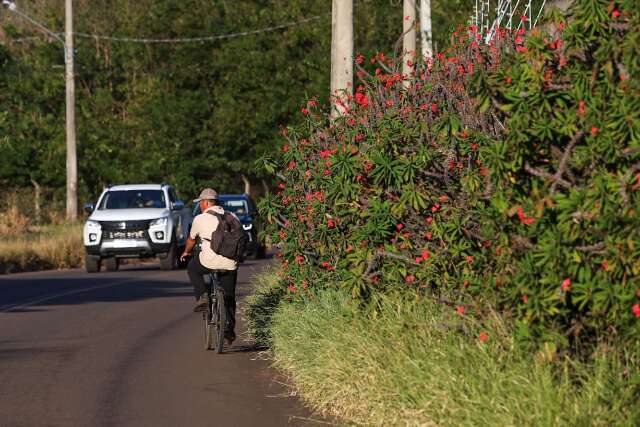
[0,224,84,274]
[249,273,639,426]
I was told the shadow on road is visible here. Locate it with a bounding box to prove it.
[0,275,193,313]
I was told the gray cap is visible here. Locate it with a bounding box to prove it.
[193,188,218,202]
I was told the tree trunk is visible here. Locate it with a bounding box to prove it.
[241,174,251,195]
[30,177,41,225]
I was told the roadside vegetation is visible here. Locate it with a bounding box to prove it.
[0,199,83,274]
[251,1,640,425]
[248,271,638,426]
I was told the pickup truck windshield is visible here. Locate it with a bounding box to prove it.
[222,199,248,216]
[98,190,166,210]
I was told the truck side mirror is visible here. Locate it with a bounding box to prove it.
[171,200,185,211]
[84,203,94,214]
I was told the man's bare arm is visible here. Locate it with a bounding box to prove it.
[180,237,197,262]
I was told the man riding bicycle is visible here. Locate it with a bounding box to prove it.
[180,188,238,344]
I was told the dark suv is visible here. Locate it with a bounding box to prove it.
[192,194,265,259]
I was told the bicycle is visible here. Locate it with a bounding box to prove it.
[203,271,226,353]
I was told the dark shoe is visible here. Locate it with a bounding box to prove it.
[224,330,236,345]
[193,294,209,312]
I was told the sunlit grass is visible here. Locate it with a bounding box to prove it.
[0,224,84,274]
[248,271,640,426]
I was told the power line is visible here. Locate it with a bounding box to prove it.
[3,12,330,45]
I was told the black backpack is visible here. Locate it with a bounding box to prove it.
[207,211,248,262]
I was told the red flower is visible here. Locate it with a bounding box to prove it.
[327,218,336,229]
[301,107,310,115]
[355,92,369,108]
[308,100,317,108]
[347,118,356,126]
[425,231,433,240]
[288,284,297,293]
[578,100,586,115]
[282,144,289,153]
[319,150,333,158]
[632,304,640,318]
[466,255,474,264]
[295,255,305,265]
[517,207,535,225]
[287,160,297,170]
[612,9,620,18]
[355,53,365,64]
[431,103,438,113]
[505,76,513,84]
[346,245,354,253]
[521,295,529,303]
[456,306,466,315]
[478,331,489,343]
[520,15,528,22]
[425,216,433,224]
[421,249,430,260]
[561,278,571,292]
[590,126,599,136]
[516,45,528,53]
[278,183,286,190]
[396,223,404,231]
[405,275,415,284]
[431,204,441,213]
[323,169,331,176]
[415,257,423,264]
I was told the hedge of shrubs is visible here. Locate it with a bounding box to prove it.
[258,0,639,358]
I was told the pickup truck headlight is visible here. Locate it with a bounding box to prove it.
[86,220,101,230]
[150,217,168,227]
[242,223,253,231]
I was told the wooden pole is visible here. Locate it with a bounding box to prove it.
[65,0,77,222]
[330,0,353,118]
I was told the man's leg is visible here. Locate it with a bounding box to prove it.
[218,269,237,337]
[187,256,211,310]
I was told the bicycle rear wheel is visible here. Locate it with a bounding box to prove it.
[214,289,226,354]
[204,310,215,350]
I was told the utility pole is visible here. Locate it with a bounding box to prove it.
[402,0,416,87]
[65,0,77,221]
[420,0,433,58]
[330,0,353,118]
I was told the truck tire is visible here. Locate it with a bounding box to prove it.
[85,254,101,273]
[105,257,119,272]
[160,241,177,271]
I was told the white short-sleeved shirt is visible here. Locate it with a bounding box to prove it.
[189,205,238,270]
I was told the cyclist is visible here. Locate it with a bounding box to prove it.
[180,188,238,344]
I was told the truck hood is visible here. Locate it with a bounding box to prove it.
[89,208,170,222]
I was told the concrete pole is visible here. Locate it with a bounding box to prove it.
[420,0,433,58]
[330,0,353,118]
[402,0,416,87]
[65,0,77,221]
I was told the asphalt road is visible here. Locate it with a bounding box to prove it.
[0,259,322,427]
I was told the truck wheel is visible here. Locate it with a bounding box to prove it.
[105,257,119,272]
[85,254,101,273]
[160,241,177,271]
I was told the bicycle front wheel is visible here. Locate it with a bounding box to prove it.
[215,289,226,354]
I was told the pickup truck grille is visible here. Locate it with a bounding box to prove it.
[103,230,147,240]
[99,220,152,231]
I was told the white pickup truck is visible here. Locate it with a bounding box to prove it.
[83,184,192,273]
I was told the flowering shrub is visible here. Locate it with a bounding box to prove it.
[259,0,640,355]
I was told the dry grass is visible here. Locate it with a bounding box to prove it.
[0,224,84,274]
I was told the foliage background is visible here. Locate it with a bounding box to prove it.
[0,0,472,206]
